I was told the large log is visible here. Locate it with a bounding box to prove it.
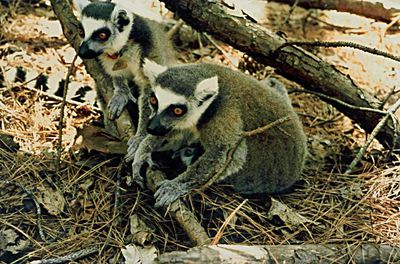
[269,0,400,23]
[155,244,400,263]
[160,0,400,149]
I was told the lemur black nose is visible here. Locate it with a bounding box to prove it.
[147,117,170,136]
[78,42,102,59]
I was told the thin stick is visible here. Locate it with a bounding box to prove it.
[166,19,184,39]
[0,176,47,242]
[55,54,78,170]
[99,161,123,256]
[289,88,387,115]
[29,246,99,264]
[345,99,400,174]
[19,85,101,111]
[211,199,248,245]
[277,40,400,63]
[279,0,299,28]
[379,85,399,109]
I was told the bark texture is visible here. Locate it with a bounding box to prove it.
[269,0,400,23]
[160,0,400,149]
[155,244,400,263]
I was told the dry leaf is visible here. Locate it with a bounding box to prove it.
[129,214,155,246]
[122,244,157,264]
[36,185,65,216]
[267,198,315,231]
[74,124,127,154]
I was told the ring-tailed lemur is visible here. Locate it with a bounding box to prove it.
[129,60,307,208]
[74,0,177,150]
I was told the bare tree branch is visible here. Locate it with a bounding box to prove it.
[269,0,400,23]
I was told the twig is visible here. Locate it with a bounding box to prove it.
[345,99,400,174]
[279,0,299,28]
[19,84,101,111]
[55,54,78,170]
[99,161,123,256]
[205,34,237,66]
[276,40,400,63]
[166,19,184,39]
[211,199,247,245]
[30,246,99,264]
[203,116,291,190]
[289,88,387,115]
[0,176,47,242]
[379,86,399,110]
[384,14,400,36]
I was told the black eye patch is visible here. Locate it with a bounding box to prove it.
[91,27,111,42]
[78,24,85,38]
[168,104,187,117]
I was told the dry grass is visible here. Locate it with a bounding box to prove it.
[1,0,400,263]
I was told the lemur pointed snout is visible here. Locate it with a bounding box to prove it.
[78,42,102,59]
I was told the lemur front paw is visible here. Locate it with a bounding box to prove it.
[131,159,145,189]
[154,180,188,208]
[125,135,145,162]
[108,92,129,120]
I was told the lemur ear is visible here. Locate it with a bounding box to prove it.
[114,8,130,32]
[73,0,91,14]
[143,59,167,83]
[195,76,219,101]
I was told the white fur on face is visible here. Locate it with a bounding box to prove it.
[177,96,216,130]
[154,85,186,113]
[81,10,132,54]
[177,76,219,129]
[81,17,107,42]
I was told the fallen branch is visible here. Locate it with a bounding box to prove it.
[268,0,400,23]
[145,169,210,246]
[160,0,400,149]
[155,244,400,263]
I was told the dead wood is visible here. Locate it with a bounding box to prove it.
[269,0,400,23]
[160,0,400,149]
[155,244,400,263]
[49,0,209,247]
[146,169,210,246]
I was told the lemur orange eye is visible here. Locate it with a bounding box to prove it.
[173,107,184,116]
[149,96,158,105]
[98,32,107,40]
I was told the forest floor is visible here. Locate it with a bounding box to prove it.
[1,0,400,263]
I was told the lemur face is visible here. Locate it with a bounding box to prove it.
[142,60,220,136]
[75,1,131,59]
